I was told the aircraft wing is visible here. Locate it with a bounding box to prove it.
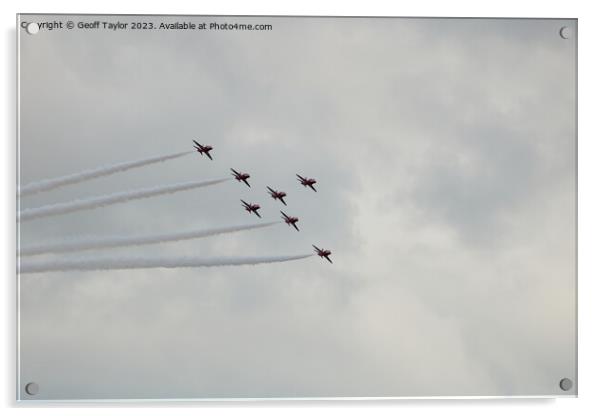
[292,223,299,232]
[309,184,317,192]
[325,256,333,264]
[206,152,213,160]
[243,179,250,187]
[254,210,261,218]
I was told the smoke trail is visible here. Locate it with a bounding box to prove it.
[18,150,192,197]
[19,254,314,274]
[19,221,280,256]
[18,177,230,222]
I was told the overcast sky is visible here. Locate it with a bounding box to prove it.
[18,15,576,400]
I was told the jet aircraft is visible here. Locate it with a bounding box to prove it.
[313,245,333,263]
[296,174,317,192]
[241,200,261,218]
[231,168,251,187]
[267,186,287,205]
[193,140,213,160]
[281,211,300,231]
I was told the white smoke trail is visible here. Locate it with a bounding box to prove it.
[19,254,314,274]
[19,221,280,256]
[18,150,192,197]
[18,177,230,222]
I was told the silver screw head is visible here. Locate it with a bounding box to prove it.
[559,378,573,391]
[559,26,572,39]
[25,382,39,395]
[25,22,39,35]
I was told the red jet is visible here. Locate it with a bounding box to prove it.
[241,200,261,218]
[193,140,213,160]
[281,211,299,231]
[296,174,317,192]
[313,245,332,264]
[267,186,287,205]
[231,168,251,187]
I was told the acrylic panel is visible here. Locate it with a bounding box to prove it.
[17,14,577,400]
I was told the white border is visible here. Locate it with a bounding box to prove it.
[3,1,602,415]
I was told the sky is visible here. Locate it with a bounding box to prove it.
[17,15,576,400]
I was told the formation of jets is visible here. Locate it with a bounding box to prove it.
[195,142,331,263]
